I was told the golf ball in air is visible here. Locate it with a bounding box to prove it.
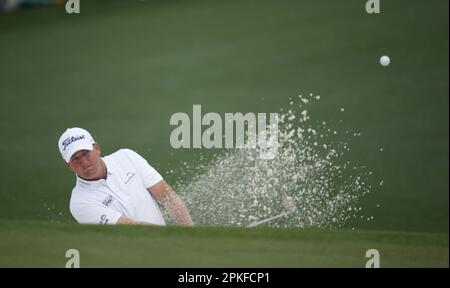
[380,55,390,67]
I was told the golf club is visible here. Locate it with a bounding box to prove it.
[247,196,297,227]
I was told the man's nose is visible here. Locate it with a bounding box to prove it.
[80,155,90,167]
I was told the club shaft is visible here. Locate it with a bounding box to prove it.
[248,212,287,227]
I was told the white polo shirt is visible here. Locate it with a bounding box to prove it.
[69,149,166,225]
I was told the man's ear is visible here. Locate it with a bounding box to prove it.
[93,143,101,155]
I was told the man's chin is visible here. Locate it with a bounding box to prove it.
[79,171,97,181]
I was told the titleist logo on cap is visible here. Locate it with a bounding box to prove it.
[62,135,85,150]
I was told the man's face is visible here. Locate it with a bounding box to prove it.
[66,144,104,180]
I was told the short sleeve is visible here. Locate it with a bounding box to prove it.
[123,149,163,188]
[70,201,122,225]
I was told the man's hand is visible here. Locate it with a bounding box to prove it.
[148,180,194,226]
[116,215,154,225]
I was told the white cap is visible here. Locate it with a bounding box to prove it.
[58,127,95,162]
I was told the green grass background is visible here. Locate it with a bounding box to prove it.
[0,220,447,267]
[0,0,448,267]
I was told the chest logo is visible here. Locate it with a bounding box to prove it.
[102,195,114,207]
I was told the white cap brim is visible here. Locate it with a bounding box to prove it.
[63,142,94,163]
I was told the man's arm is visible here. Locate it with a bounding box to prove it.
[148,180,194,226]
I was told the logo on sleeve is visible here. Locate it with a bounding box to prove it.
[124,172,136,184]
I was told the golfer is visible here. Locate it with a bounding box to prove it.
[58,127,193,226]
